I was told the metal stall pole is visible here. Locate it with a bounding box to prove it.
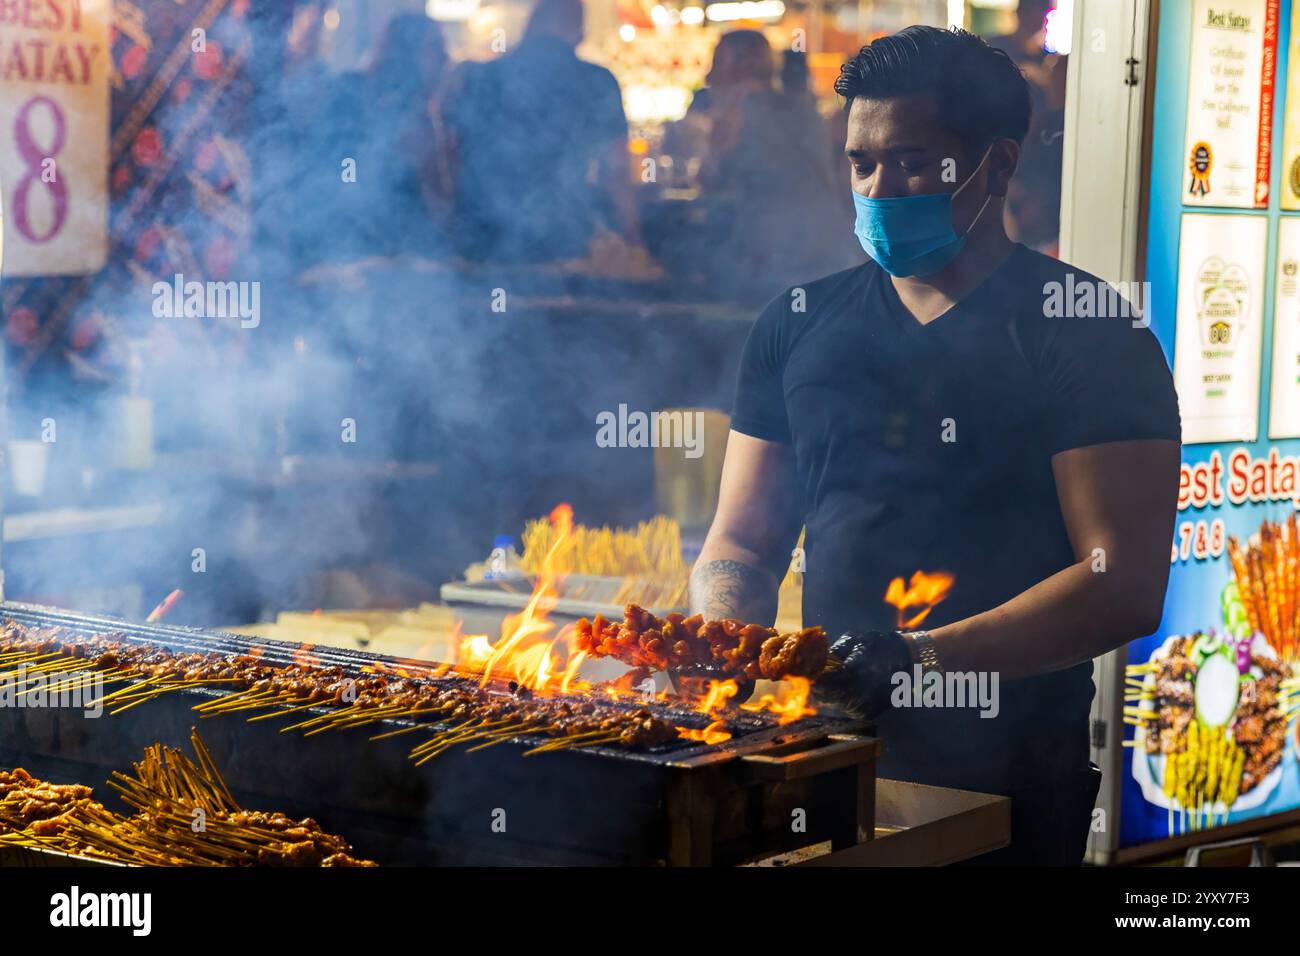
[1058,0,1157,865]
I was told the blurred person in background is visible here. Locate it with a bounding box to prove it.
[778,49,816,109]
[779,49,849,200]
[257,1,355,270]
[445,0,642,264]
[345,14,455,257]
[988,0,1065,253]
[987,0,1054,67]
[1007,49,1067,254]
[692,31,859,304]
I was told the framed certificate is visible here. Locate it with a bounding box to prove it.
[1172,213,1268,443]
[1278,1,1300,207]
[1269,217,1300,436]
[1183,0,1280,209]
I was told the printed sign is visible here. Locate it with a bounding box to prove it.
[1172,213,1268,444]
[1183,0,1279,208]
[1278,0,1300,207]
[0,0,110,275]
[1269,217,1300,437]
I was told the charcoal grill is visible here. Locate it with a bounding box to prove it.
[0,602,879,866]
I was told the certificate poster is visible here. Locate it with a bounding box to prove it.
[1173,213,1268,444]
[1280,0,1300,207]
[1183,0,1279,208]
[0,0,110,275]
[1271,217,1300,437]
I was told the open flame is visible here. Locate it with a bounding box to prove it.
[548,502,574,531]
[679,721,732,745]
[452,502,583,694]
[293,644,321,668]
[695,679,738,714]
[741,677,814,725]
[327,503,821,740]
[884,570,954,628]
[686,676,815,733]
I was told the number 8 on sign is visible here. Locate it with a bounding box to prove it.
[12,96,69,244]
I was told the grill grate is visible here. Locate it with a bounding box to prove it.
[0,601,846,763]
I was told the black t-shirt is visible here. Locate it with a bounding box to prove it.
[731,245,1181,794]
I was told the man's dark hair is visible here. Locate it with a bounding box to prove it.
[834,26,1031,159]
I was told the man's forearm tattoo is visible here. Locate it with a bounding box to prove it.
[689,559,778,624]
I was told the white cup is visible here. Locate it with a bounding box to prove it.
[8,440,49,497]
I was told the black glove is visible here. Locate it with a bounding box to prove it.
[815,630,913,719]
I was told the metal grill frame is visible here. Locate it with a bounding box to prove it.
[0,601,878,865]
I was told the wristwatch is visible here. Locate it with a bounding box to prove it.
[900,629,942,675]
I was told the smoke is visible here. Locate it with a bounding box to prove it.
[3,3,800,624]
[5,5,475,621]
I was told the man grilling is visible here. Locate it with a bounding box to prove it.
[689,26,1181,865]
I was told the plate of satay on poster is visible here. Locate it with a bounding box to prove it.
[1128,630,1288,827]
[1126,515,1300,833]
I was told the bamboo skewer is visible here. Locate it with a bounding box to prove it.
[244,696,321,721]
[369,722,438,741]
[523,730,623,756]
[464,720,546,752]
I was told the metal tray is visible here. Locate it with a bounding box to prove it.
[0,844,126,867]
[439,573,686,619]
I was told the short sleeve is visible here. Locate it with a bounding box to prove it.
[731,294,794,444]
[1037,317,1182,455]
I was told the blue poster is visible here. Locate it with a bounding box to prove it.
[1122,0,1300,849]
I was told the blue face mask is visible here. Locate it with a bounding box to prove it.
[852,149,994,278]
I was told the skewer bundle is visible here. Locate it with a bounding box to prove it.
[520,513,688,579]
[519,513,689,607]
[0,730,375,866]
[1227,514,1300,662]
[1123,667,1245,831]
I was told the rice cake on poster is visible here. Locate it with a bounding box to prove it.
[1183,0,1279,208]
[1269,217,1300,437]
[1172,214,1268,444]
[0,0,109,275]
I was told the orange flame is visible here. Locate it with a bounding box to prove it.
[695,679,739,714]
[145,588,185,623]
[884,570,954,628]
[678,720,732,745]
[327,503,818,746]
[695,677,816,725]
[293,644,321,668]
[741,676,815,725]
[447,503,592,695]
[549,502,574,533]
